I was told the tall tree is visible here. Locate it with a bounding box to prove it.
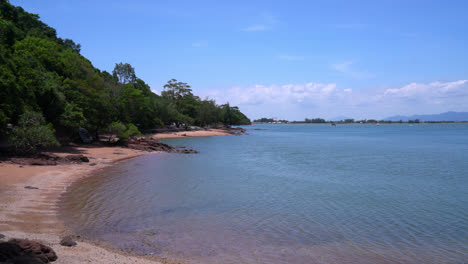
[112,62,136,85]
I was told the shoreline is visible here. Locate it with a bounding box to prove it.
[0,129,235,263]
[151,128,235,139]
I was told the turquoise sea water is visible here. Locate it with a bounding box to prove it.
[60,124,468,263]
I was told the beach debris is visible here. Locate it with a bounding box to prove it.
[1,239,58,263]
[24,186,39,190]
[59,236,77,247]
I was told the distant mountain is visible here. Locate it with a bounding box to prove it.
[384,111,468,121]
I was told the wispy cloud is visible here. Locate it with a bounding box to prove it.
[331,61,375,79]
[278,54,304,61]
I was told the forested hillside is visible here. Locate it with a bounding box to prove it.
[0,0,250,145]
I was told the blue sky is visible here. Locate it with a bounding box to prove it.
[11,0,468,120]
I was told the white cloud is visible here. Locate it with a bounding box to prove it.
[384,80,468,100]
[202,80,468,120]
[206,82,340,106]
[332,61,375,79]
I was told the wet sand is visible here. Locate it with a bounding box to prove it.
[0,146,181,264]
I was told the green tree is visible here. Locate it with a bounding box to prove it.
[112,62,136,85]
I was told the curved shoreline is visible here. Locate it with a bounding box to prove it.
[0,129,239,263]
[0,146,180,264]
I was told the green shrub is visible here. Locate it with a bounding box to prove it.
[105,121,141,142]
[119,123,141,141]
[106,121,127,142]
[8,111,60,153]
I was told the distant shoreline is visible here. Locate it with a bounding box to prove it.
[252,121,468,124]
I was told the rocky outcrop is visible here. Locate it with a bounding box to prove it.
[0,239,57,263]
[63,154,89,163]
[123,138,199,153]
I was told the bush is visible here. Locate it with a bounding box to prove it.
[106,121,127,142]
[8,111,60,154]
[105,121,141,142]
[119,123,141,141]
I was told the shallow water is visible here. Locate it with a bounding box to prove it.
[60,124,468,263]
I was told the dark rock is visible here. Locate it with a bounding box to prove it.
[6,255,45,264]
[174,147,199,154]
[0,234,4,240]
[2,239,57,263]
[123,138,175,152]
[10,154,60,166]
[28,159,57,166]
[64,155,89,163]
[89,163,97,166]
[59,236,76,247]
[24,186,39,190]
[78,128,92,144]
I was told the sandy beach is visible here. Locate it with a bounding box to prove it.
[0,129,238,263]
[0,145,189,264]
[152,129,231,139]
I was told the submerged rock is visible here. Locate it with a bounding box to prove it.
[24,186,39,190]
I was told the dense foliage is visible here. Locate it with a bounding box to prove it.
[0,0,250,145]
[253,118,288,123]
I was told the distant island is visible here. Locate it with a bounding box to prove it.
[254,112,468,124]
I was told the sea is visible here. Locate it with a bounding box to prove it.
[59,124,468,264]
